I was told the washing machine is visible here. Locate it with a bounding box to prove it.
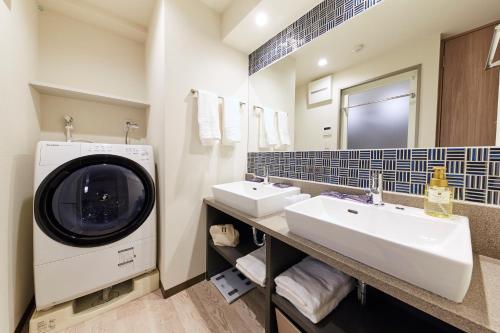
[33,141,157,310]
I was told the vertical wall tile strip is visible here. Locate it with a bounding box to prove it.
[248,0,384,75]
[248,147,499,206]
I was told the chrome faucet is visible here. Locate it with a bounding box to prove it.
[369,172,383,205]
[262,165,270,185]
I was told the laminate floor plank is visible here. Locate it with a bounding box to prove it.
[233,291,266,333]
[187,280,255,333]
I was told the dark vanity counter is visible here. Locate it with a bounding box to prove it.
[204,197,500,333]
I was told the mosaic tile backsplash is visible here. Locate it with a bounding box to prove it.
[247,147,500,206]
[248,0,383,75]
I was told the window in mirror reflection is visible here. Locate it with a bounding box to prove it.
[340,68,419,149]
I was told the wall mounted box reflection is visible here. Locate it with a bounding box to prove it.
[308,75,332,105]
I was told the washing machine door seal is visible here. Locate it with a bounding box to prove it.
[34,154,155,247]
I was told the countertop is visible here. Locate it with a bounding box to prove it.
[204,198,500,333]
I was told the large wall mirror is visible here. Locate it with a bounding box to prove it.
[248,1,500,152]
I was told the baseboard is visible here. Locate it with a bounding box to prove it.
[160,273,206,299]
[14,296,35,333]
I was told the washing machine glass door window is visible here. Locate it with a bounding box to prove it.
[35,155,155,247]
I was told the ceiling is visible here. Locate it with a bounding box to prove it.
[290,0,500,85]
[38,0,157,42]
[220,0,323,54]
[198,0,233,13]
[78,0,156,27]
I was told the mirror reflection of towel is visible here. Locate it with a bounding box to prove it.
[277,111,291,146]
[261,108,279,147]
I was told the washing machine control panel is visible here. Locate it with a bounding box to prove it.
[37,142,154,169]
[124,146,149,157]
[85,144,114,153]
[81,144,151,162]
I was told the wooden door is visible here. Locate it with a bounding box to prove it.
[438,23,500,147]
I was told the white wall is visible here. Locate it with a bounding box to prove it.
[294,33,441,149]
[295,81,336,150]
[0,1,40,332]
[38,10,147,100]
[37,9,148,144]
[38,95,147,144]
[248,57,296,152]
[145,0,166,271]
[156,0,248,290]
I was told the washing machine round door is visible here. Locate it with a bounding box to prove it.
[34,154,155,247]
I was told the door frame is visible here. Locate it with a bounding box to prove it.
[338,65,421,149]
[435,20,500,147]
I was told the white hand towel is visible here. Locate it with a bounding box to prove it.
[258,111,268,148]
[222,97,241,145]
[275,256,354,323]
[277,111,291,146]
[197,90,221,146]
[235,246,266,287]
[261,108,279,147]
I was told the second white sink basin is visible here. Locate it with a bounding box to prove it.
[212,181,300,218]
[285,195,473,302]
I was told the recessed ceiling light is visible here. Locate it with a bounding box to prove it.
[318,58,328,67]
[255,12,268,27]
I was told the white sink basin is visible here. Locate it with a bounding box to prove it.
[285,195,473,302]
[212,181,300,218]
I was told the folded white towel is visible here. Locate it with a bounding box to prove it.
[261,108,279,147]
[277,111,291,146]
[235,246,266,287]
[275,256,354,324]
[222,97,241,145]
[197,90,221,146]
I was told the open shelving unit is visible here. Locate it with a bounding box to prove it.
[272,290,458,333]
[205,203,463,333]
[206,205,267,297]
[208,238,266,296]
[208,239,258,267]
[265,235,461,333]
[30,81,150,110]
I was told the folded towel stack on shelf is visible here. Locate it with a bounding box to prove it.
[275,256,355,324]
[235,246,266,287]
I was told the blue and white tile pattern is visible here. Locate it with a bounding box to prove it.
[248,0,383,75]
[247,147,500,206]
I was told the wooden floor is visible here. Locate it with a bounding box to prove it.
[63,280,265,333]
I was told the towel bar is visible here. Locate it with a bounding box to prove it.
[190,89,246,107]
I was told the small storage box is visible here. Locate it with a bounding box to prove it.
[276,308,301,333]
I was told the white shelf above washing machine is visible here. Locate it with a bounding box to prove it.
[29,81,150,110]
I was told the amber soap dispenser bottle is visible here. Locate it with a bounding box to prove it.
[424,166,453,218]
